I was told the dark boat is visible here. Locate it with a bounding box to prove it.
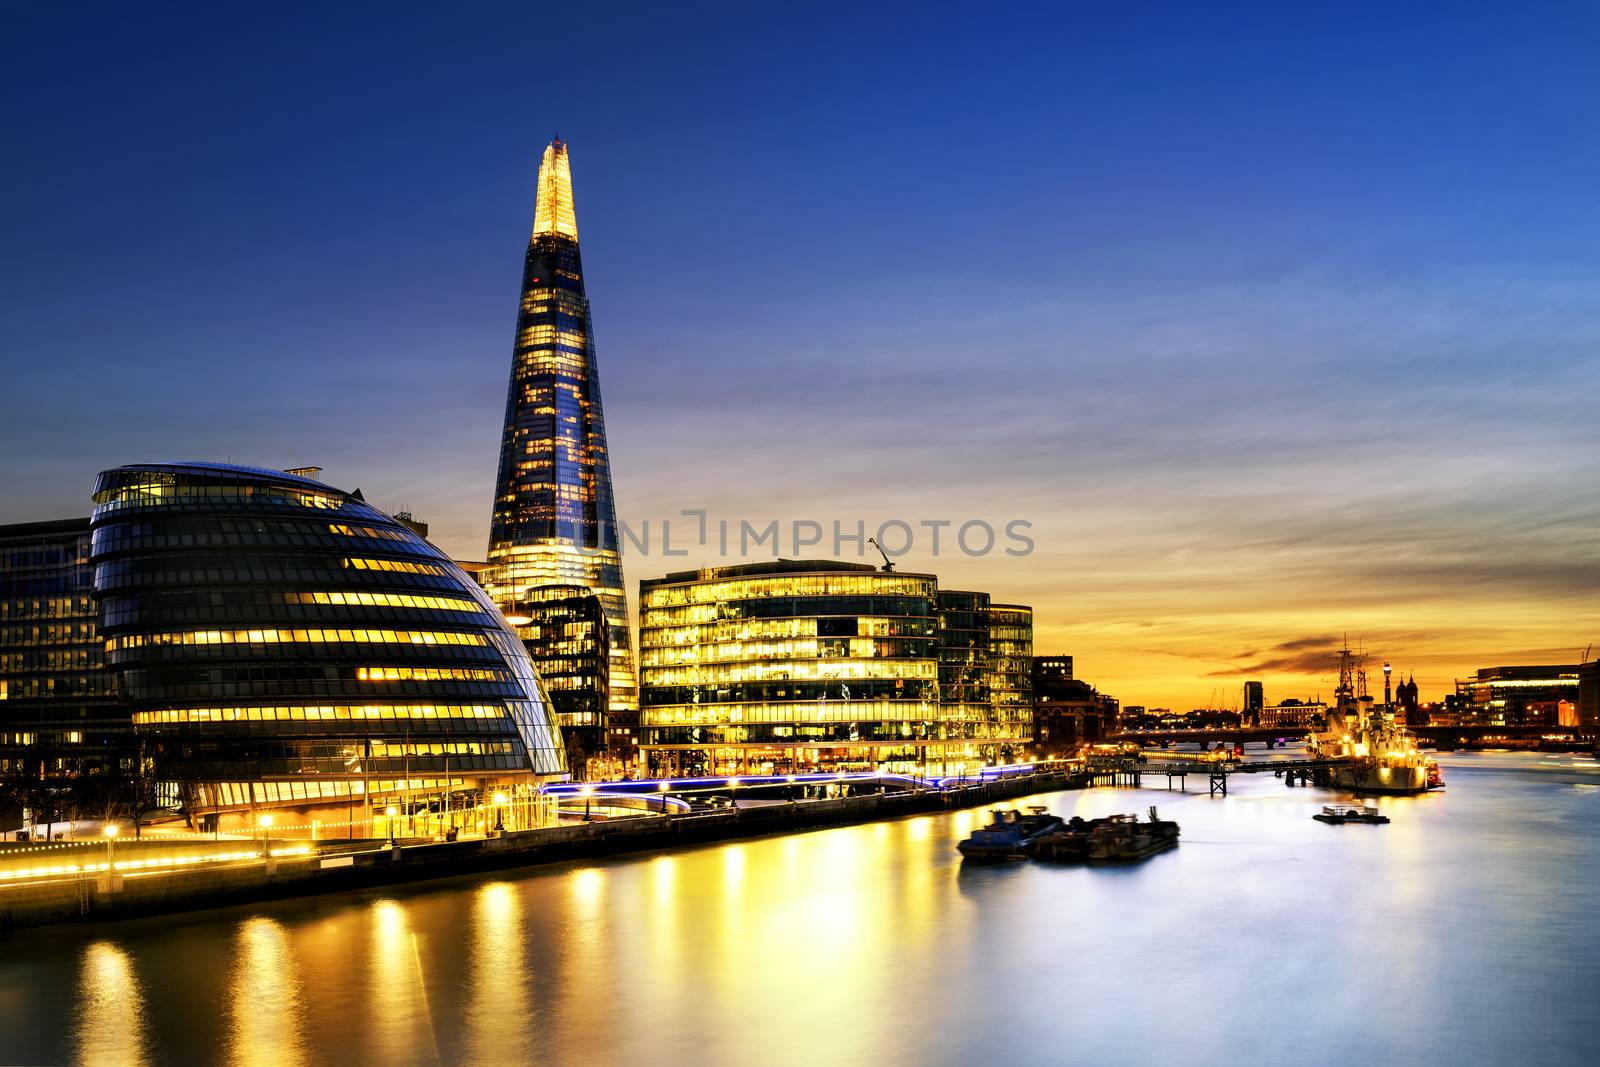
[957,806,1066,861]
[1313,804,1390,825]
[1029,814,1101,862]
[1086,807,1180,863]
[1032,807,1180,863]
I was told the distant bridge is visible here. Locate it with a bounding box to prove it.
[1086,755,1359,796]
[1109,725,1588,747]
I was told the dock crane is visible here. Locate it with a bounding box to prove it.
[866,537,895,572]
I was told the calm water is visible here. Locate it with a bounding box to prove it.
[3,751,1598,1067]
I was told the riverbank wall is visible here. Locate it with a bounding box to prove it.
[1,771,1075,930]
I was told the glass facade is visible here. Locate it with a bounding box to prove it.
[937,590,992,756]
[486,138,635,723]
[987,603,1033,762]
[638,560,1027,777]
[508,585,609,776]
[0,519,127,782]
[90,462,566,831]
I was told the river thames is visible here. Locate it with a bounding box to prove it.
[2,750,1597,1066]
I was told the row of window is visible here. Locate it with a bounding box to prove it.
[134,703,513,724]
[641,599,937,628]
[642,723,1030,746]
[0,596,96,620]
[93,556,462,591]
[638,701,1018,726]
[640,639,938,668]
[356,666,509,682]
[642,576,937,607]
[110,628,489,651]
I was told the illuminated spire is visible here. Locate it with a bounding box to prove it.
[531,137,578,240]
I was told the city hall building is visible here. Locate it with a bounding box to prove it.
[90,462,568,834]
[637,560,1032,777]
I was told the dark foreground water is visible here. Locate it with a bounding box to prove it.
[2,751,1598,1067]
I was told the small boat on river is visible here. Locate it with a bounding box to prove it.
[957,806,1065,861]
[1313,804,1390,825]
[1031,807,1179,863]
[1086,807,1181,862]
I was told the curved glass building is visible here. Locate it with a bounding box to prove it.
[90,462,566,834]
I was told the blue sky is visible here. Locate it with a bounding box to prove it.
[3,1,1598,705]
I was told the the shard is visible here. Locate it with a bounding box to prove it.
[487,139,635,718]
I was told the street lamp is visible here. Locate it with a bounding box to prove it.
[258,814,273,858]
[103,823,118,872]
[492,791,508,832]
[581,784,594,822]
[385,805,398,846]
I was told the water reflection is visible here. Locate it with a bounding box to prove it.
[72,941,148,1067]
[368,899,438,1066]
[462,882,531,1066]
[8,753,1597,1067]
[227,917,308,1067]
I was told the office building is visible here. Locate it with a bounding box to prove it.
[1579,660,1599,735]
[0,519,127,792]
[504,585,609,775]
[938,589,992,757]
[987,604,1034,763]
[637,560,1022,777]
[1454,665,1581,727]
[91,462,567,833]
[1243,681,1264,724]
[485,138,634,724]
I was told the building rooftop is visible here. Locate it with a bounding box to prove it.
[642,558,934,588]
[0,516,90,539]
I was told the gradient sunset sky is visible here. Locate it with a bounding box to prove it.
[4,2,1598,709]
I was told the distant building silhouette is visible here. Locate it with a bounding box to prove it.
[1243,681,1264,725]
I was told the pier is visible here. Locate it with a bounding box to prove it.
[1087,755,1358,795]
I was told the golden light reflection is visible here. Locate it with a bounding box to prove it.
[722,845,746,892]
[463,882,531,1065]
[227,917,308,1067]
[368,899,437,1065]
[571,867,603,918]
[642,856,685,996]
[73,941,148,1067]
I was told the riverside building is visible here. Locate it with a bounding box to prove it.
[90,462,567,835]
[0,519,126,784]
[1454,665,1582,727]
[637,560,1031,777]
[502,585,609,774]
[988,603,1034,764]
[485,138,635,732]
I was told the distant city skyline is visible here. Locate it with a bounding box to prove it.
[4,2,1597,710]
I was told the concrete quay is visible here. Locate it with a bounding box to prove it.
[1,771,1074,930]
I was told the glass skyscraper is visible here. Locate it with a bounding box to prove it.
[486,138,635,720]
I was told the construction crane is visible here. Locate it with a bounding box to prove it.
[1583,643,1593,664]
[866,537,895,572]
